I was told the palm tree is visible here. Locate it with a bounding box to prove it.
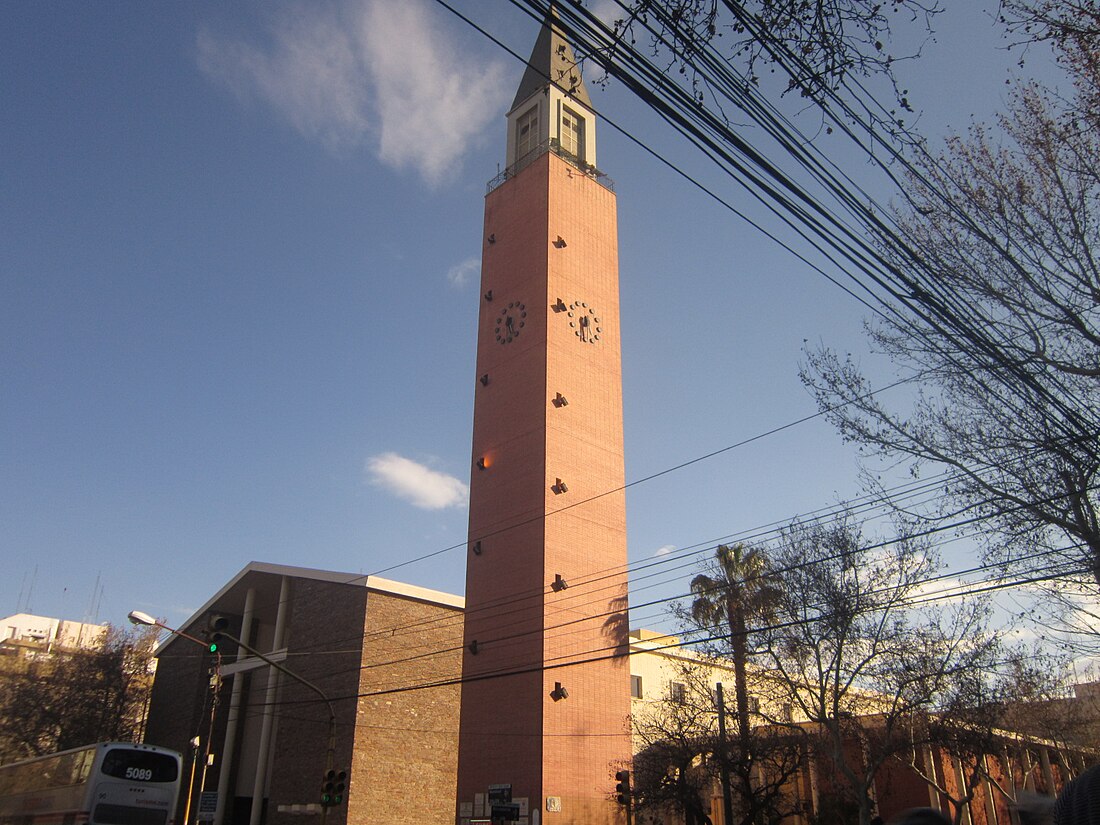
[690,543,779,825]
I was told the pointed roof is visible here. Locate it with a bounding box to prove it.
[510,8,593,112]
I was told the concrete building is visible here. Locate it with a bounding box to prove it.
[0,613,106,657]
[143,562,464,825]
[457,10,631,824]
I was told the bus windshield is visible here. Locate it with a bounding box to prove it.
[101,748,179,784]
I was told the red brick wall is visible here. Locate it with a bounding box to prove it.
[351,589,463,825]
[266,578,367,825]
[458,150,631,824]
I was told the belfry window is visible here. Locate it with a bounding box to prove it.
[560,107,584,160]
[516,106,539,160]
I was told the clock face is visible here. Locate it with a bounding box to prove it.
[567,301,601,344]
[494,302,527,344]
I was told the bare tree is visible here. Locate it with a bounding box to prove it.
[630,658,806,825]
[800,23,1100,641]
[599,0,939,115]
[756,517,1011,825]
[0,625,158,763]
[632,662,721,825]
[896,648,1076,825]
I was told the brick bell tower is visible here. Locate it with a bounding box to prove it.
[455,12,632,825]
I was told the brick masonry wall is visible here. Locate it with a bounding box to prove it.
[352,589,463,825]
[458,148,632,825]
[267,579,367,825]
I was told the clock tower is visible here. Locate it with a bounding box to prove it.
[455,11,632,825]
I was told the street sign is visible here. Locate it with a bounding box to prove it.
[198,792,218,819]
[491,804,520,822]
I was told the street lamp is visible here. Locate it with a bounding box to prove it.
[129,610,218,652]
[129,611,222,825]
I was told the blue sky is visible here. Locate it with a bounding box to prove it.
[1,1,1056,631]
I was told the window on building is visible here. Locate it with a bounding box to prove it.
[560,107,584,160]
[630,674,643,699]
[516,106,539,159]
[669,681,686,704]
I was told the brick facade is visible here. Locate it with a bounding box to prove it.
[458,142,631,825]
[142,564,463,825]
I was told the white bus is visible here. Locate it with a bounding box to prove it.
[0,742,182,825]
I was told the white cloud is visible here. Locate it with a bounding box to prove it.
[365,452,468,510]
[653,544,677,557]
[358,0,507,186]
[910,573,971,604]
[197,0,508,185]
[197,8,370,153]
[446,257,480,288]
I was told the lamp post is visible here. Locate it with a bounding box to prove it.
[129,611,222,825]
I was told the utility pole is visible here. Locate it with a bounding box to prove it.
[716,682,735,825]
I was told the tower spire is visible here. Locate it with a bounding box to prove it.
[510,7,592,112]
[504,8,599,170]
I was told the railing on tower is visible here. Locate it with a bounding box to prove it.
[487,138,615,194]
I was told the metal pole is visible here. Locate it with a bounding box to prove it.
[195,667,222,824]
[183,737,200,825]
[716,682,736,825]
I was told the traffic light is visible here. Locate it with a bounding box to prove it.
[208,614,228,641]
[205,615,229,653]
[332,770,346,805]
[321,769,347,807]
[615,770,631,806]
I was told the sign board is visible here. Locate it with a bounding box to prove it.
[488,784,512,804]
[197,792,218,818]
[492,804,521,822]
